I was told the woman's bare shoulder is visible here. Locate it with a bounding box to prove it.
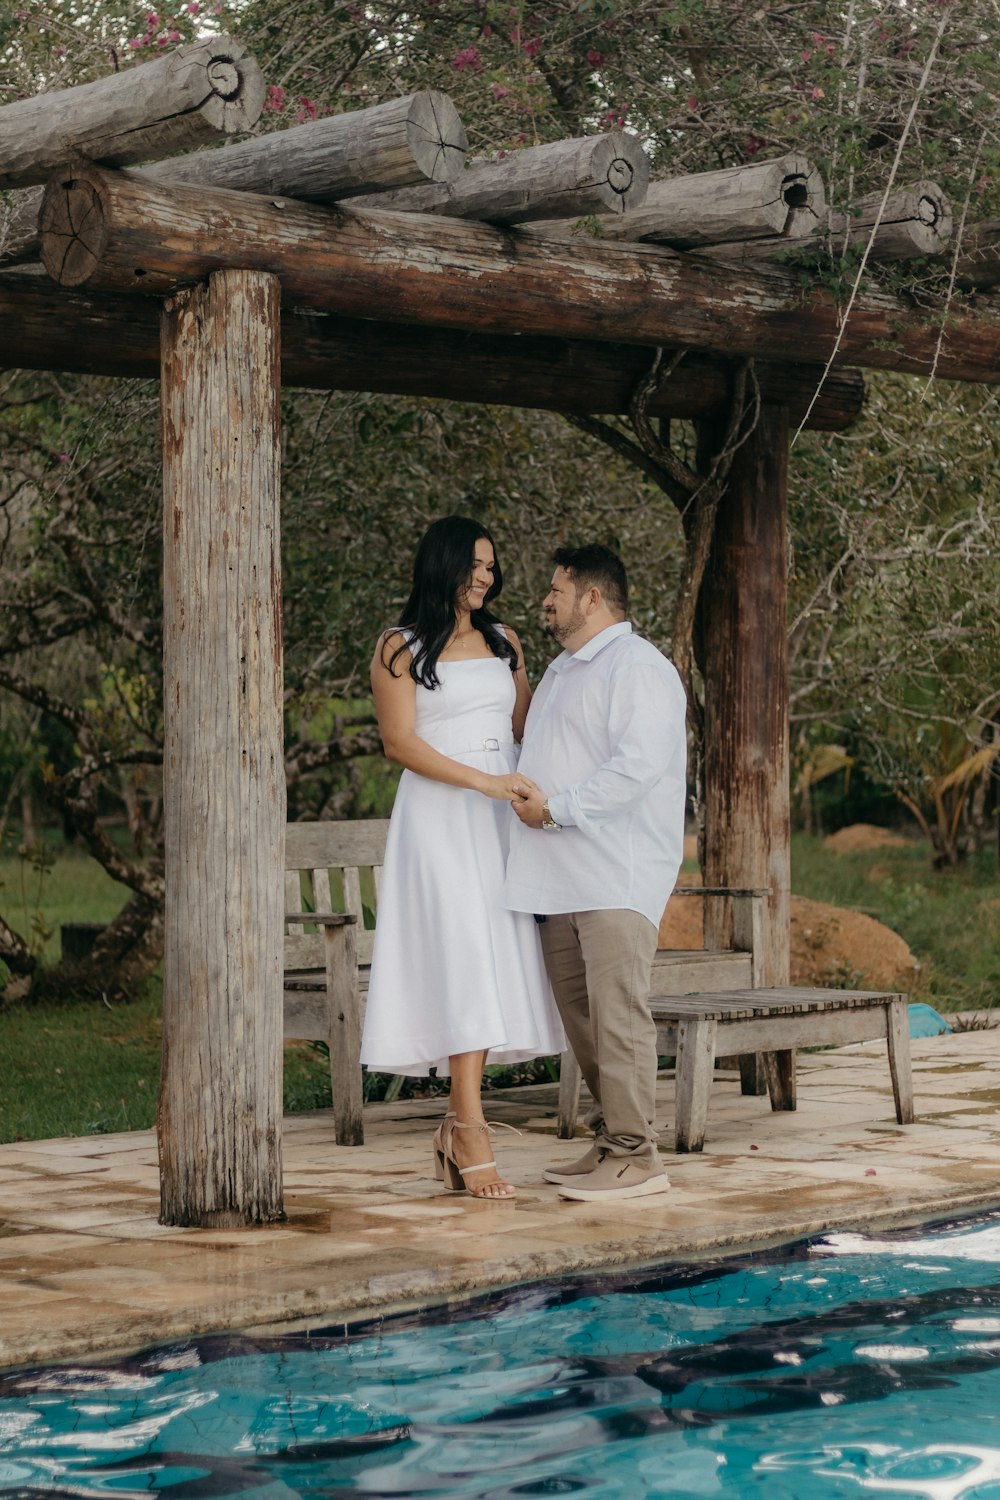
[371,628,412,674]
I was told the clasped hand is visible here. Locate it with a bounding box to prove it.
[481,773,549,827]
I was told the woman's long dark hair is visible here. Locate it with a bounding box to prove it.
[386,516,518,688]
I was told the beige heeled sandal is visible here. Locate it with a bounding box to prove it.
[432,1110,457,1182]
[441,1118,518,1200]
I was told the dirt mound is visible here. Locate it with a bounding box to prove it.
[824,823,910,855]
[658,884,918,992]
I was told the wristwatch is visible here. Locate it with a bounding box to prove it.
[540,801,561,831]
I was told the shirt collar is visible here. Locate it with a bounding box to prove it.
[550,620,632,672]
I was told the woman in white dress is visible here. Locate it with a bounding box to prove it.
[360,516,565,1199]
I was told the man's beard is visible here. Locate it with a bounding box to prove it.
[545,605,586,643]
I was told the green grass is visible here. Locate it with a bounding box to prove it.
[0,838,131,964]
[1,831,996,1143]
[790,832,1000,1013]
[0,982,162,1140]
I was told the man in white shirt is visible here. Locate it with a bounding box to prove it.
[505,545,687,1201]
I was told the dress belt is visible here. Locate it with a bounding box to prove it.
[424,732,515,755]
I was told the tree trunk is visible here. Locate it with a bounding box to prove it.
[38,166,1000,385]
[0,269,866,431]
[157,268,285,1229]
[0,34,264,191]
[699,405,791,986]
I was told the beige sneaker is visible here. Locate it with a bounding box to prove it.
[542,1143,604,1185]
[557,1155,669,1202]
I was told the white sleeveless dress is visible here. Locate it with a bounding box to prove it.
[360,639,565,1077]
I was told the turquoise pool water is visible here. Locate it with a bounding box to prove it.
[3,1212,1000,1498]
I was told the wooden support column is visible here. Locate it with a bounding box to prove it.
[158,268,285,1228]
[700,403,791,988]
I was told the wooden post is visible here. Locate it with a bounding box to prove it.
[158,268,285,1228]
[700,403,791,988]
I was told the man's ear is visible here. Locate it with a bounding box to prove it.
[585,586,603,614]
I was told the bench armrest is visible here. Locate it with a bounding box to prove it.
[672,887,770,897]
[672,887,768,984]
[285,911,358,926]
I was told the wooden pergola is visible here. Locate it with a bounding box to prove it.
[4,35,1000,1228]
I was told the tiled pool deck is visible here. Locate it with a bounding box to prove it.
[2,1026,998,1372]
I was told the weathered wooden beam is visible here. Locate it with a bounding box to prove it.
[699,404,791,987]
[530,154,824,248]
[158,267,285,1229]
[3,90,466,267]
[947,219,1000,291]
[37,166,1000,383]
[352,130,647,223]
[0,270,865,429]
[709,181,953,265]
[0,35,264,191]
[830,181,952,259]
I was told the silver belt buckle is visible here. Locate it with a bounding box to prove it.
[483,736,500,751]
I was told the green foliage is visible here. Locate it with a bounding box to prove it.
[791,833,1000,1013]
[0,838,129,966]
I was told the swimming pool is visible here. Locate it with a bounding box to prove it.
[2,1211,1000,1498]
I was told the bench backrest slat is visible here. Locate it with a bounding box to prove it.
[284,818,390,969]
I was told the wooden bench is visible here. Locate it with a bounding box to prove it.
[283,819,388,1147]
[660,986,915,1151]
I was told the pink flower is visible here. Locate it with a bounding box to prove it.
[686,94,698,112]
[745,135,763,156]
[146,9,158,24]
[186,0,199,10]
[296,95,318,121]
[523,37,540,57]
[452,45,482,71]
[586,49,604,68]
[129,36,142,48]
[491,83,510,99]
[58,453,69,463]
[482,22,491,37]
[167,28,180,40]
[864,1168,877,1177]
[811,85,823,100]
[802,48,811,61]
[263,84,285,112]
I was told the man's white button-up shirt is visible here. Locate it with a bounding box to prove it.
[505,621,687,928]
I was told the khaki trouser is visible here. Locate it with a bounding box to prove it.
[539,909,660,1165]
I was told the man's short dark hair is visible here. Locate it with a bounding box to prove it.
[552,544,628,616]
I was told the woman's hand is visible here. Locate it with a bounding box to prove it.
[479,772,540,803]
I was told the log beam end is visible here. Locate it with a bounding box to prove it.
[595,130,650,214]
[406,90,469,183]
[181,33,266,135]
[39,174,108,287]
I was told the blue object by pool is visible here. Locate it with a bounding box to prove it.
[908,1001,952,1037]
[2,1211,1000,1497]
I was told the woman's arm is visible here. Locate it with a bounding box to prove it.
[503,625,532,742]
[370,632,535,803]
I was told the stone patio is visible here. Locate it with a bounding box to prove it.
[2,1025,999,1373]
